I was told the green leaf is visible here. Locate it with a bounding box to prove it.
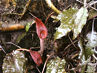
[2,50,27,73]
[88,9,97,19]
[25,22,33,32]
[73,7,88,39]
[25,23,30,32]
[25,19,35,32]
[46,56,66,73]
[54,7,88,40]
[54,8,77,40]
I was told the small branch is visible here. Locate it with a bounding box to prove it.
[84,0,87,7]
[68,34,78,50]
[16,48,30,52]
[42,54,54,73]
[77,0,97,11]
[45,12,54,24]
[45,0,61,14]
[6,42,21,49]
[0,45,6,54]
[36,66,41,73]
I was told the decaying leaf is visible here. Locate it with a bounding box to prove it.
[54,7,88,40]
[86,31,97,49]
[54,7,77,40]
[86,63,96,73]
[73,7,88,38]
[78,37,93,61]
[2,50,27,73]
[78,31,97,60]
[46,56,66,73]
[89,9,97,20]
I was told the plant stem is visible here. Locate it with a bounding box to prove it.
[39,39,44,54]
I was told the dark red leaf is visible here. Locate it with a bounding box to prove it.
[29,50,43,66]
[35,17,48,39]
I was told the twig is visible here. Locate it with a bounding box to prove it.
[6,42,21,49]
[45,0,61,14]
[16,48,30,52]
[30,47,40,50]
[64,40,78,51]
[36,66,41,73]
[68,34,78,50]
[88,1,97,6]
[41,0,47,17]
[45,12,54,24]
[84,0,87,7]
[42,53,54,73]
[77,0,97,11]
[92,54,97,60]
[29,12,36,18]
[0,45,6,53]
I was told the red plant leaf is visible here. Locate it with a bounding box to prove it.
[35,17,48,39]
[29,50,43,66]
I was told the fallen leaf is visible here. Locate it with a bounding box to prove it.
[46,56,66,73]
[54,7,88,40]
[2,50,27,73]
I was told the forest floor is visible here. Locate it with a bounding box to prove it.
[0,0,97,73]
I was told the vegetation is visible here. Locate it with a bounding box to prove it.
[0,0,97,73]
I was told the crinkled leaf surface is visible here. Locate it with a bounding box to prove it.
[46,56,66,73]
[73,7,88,38]
[86,31,97,48]
[54,7,88,40]
[78,38,93,61]
[2,50,27,73]
[87,63,96,73]
[78,31,97,60]
[89,9,97,19]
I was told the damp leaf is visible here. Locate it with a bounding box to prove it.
[86,31,97,49]
[54,7,77,40]
[87,63,96,73]
[46,56,66,73]
[29,50,43,66]
[73,7,88,39]
[54,7,88,40]
[2,50,27,73]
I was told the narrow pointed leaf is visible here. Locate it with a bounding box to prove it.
[54,7,88,40]
[54,8,77,39]
[2,50,27,73]
[73,7,88,39]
